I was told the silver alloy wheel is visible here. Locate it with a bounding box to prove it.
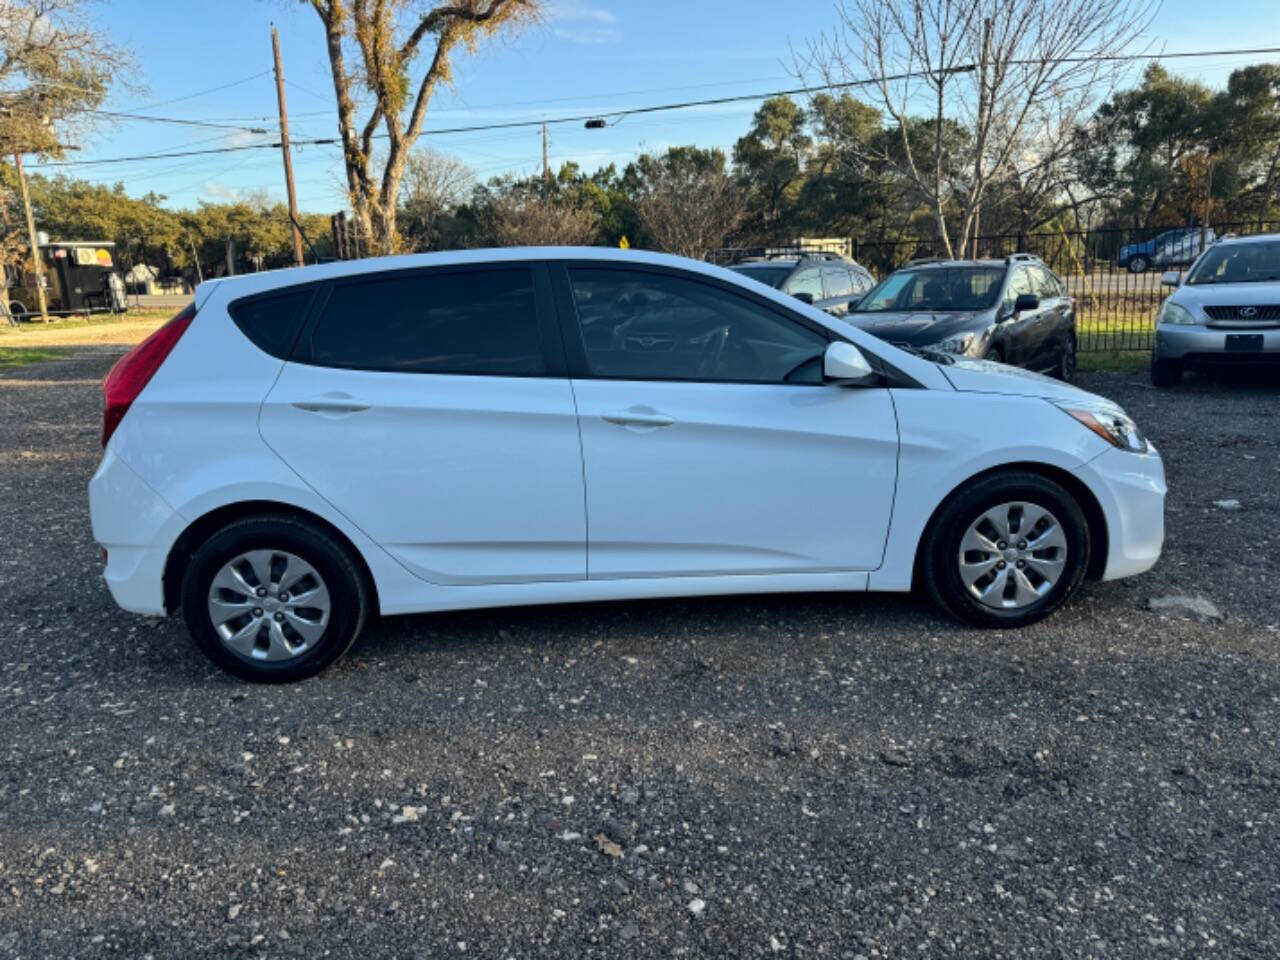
[207,549,331,661]
[957,501,1068,610]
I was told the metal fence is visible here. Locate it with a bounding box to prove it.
[847,221,1280,353]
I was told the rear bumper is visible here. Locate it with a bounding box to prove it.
[1075,444,1166,581]
[1155,324,1280,361]
[89,448,185,616]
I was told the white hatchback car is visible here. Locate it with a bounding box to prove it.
[90,248,1165,682]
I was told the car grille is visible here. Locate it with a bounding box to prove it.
[1203,304,1280,321]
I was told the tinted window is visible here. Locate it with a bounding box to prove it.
[785,267,823,299]
[729,264,790,289]
[307,268,543,375]
[821,266,854,298]
[229,288,316,358]
[568,268,828,383]
[856,267,1005,312]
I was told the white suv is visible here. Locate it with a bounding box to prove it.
[90,247,1166,682]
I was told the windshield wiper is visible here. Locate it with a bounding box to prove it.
[893,342,955,365]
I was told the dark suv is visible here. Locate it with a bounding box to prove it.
[728,252,875,317]
[847,254,1077,379]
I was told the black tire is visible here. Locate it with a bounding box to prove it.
[181,515,369,683]
[1053,334,1077,382]
[1127,255,1149,274]
[1150,356,1183,387]
[920,471,1091,629]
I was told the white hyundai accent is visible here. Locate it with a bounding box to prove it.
[90,248,1165,682]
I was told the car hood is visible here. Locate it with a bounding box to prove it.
[939,357,1101,403]
[845,310,983,346]
[1171,281,1280,308]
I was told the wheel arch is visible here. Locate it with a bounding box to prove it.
[162,500,380,614]
[911,461,1109,586]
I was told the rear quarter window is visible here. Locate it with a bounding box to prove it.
[228,288,317,359]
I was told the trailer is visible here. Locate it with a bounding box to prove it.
[6,241,127,320]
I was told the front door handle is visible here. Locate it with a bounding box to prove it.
[601,408,675,428]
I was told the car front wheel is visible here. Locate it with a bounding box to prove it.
[1150,356,1183,387]
[1053,335,1076,382]
[181,515,369,683]
[1127,255,1149,274]
[920,472,1090,628]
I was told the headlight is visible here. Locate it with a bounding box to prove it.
[1157,300,1197,326]
[927,332,975,354]
[1052,399,1148,453]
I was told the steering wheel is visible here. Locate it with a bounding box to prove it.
[695,325,732,377]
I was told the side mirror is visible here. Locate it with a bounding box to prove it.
[1013,293,1039,314]
[823,341,877,385]
[793,291,815,305]
[1161,270,1181,287]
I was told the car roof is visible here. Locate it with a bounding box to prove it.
[1213,232,1280,246]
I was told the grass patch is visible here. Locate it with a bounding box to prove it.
[0,309,173,348]
[0,346,69,369]
[1078,349,1150,374]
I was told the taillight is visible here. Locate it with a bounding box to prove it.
[102,304,196,446]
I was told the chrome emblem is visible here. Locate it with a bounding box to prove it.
[1240,306,1258,318]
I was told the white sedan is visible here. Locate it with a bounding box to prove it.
[90,247,1165,682]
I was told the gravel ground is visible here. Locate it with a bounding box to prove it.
[1,350,1278,959]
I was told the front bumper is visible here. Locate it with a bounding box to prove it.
[89,448,185,616]
[1075,443,1166,581]
[1155,324,1280,361]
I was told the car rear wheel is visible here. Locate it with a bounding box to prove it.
[1150,356,1183,387]
[181,515,369,683]
[1127,255,1149,274]
[920,471,1090,628]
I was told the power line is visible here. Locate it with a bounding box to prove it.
[25,43,1280,170]
[91,110,270,134]
[120,70,273,113]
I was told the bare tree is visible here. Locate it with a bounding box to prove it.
[304,0,540,254]
[0,0,129,156]
[482,187,598,247]
[399,148,474,250]
[802,0,1155,256]
[627,147,747,259]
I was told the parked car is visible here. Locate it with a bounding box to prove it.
[846,254,1077,380]
[1118,226,1215,274]
[1150,232,1280,386]
[728,252,875,317]
[90,247,1164,682]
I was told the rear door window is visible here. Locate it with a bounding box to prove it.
[304,267,545,375]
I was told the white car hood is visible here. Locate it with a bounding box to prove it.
[940,357,1102,403]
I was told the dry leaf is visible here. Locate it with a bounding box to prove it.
[593,833,623,859]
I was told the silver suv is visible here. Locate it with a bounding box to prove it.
[1151,233,1280,386]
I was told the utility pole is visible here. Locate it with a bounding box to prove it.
[970,17,992,260]
[541,121,551,191]
[271,24,305,268]
[13,153,49,322]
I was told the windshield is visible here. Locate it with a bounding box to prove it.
[854,266,1004,312]
[729,264,792,289]
[1186,240,1280,285]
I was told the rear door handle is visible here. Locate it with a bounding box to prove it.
[601,408,675,428]
[292,396,371,414]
